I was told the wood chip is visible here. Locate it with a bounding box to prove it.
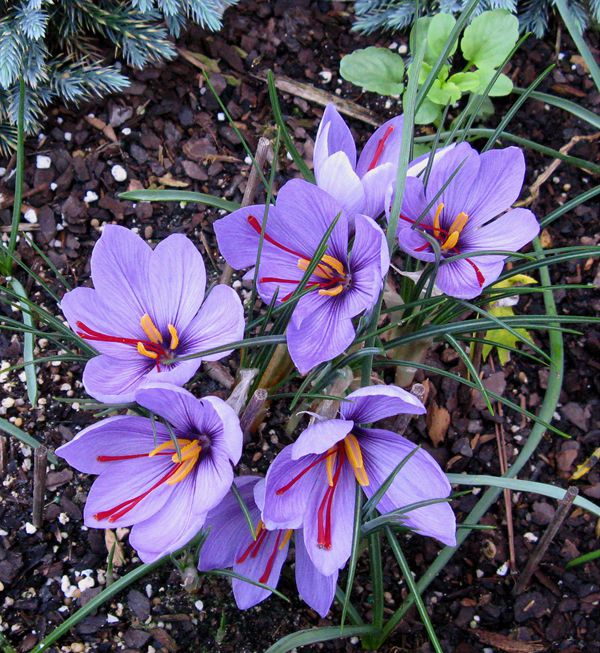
[426,402,450,447]
[476,630,546,652]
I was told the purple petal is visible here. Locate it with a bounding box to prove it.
[406,144,456,177]
[291,419,354,459]
[360,428,456,546]
[83,455,174,529]
[460,147,526,226]
[232,527,290,610]
[286,302,356,374]
[314,104,357,174]
[182,284,245,362]
[143,357,202,389]
[356,115,404,179]
[129,476,208,562]
[315,151,365,218]
[262,445,319,530]
[396,225,437,263]
[213,204,274,270]
[61,287,142,359]
[201,396,244,463]
[294,534,338,617]
[146,234,206,331]
[340,385,426,423]
[199,476,261,571]
[90,225,151,320]
[56,415,169,475]
[360,163,395,219]
[463,208,539,253]
[302,461,355,576]
[435,256,505,299]
[82,353,152,404]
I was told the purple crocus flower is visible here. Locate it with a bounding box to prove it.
[199,476,337,616]
[56,383,243,562]
[393,142,539,299]
[314,103,403,219]
[214,179,388,374]
[262,386,456,576]
[60,224,244,403]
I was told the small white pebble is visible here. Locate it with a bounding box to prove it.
[194,599,204,611]
[56,117,64,125]
[398,44,408,54]
[24,522,37,535]
[496,561,510,576]
[77,576,95,592]
[111,164,127,182]
[23,208,38,224]
[145,583,153,598]
[476,569,484,578]
[388,42,398,49]
[58,512,69,525]
[121,127,131,136]
[106,614,119,624]
[244,155,252,165]
[36,155,51,169]
[83,190,99,204]
[524,532,538,543]
[64,132,72,142]
[217,112,225,121]
[2,397,15,408]
[50,182,58,191]
[319,70,332,83]
[0,167,6,176]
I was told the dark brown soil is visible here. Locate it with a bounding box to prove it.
[1,2,599,652]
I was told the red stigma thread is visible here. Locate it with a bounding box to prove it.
[275,449,338,496]
[317,446,345,550]
[259,531,284,584]
[368,125,394,171]
[247,215,306,259]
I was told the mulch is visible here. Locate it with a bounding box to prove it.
[0,1,599,652]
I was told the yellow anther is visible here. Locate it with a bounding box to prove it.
[168,324,179,350]
[167,456,198,485]
[441,230,460,251]
[170,440,201,464]
[253,520,265,541]
[279,529,293,550]
[298,254,345,280]
[448,211,469,237]
[148,438,191,458]
[433,203,444,239]
[140,313,163,344]
[318,284,344,297]
[344,434,370,487]
[137,342,158,359]
[325,447,337,487]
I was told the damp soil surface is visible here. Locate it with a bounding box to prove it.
[1,2,599,652]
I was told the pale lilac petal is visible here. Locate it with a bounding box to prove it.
[315,151,365,217]
[435,256,505,299]
[360,428,456,546]
[201,396,244,463]
[233,527,290,610]
[129,476,208,562]
[82,353,152,404]
[61,287,142,359]
[356,115,404,179]
[262,445,318,530]
[463,208,539,253]
[83,455,174,529]
[360,163,395,219]
[213,204,275,270]
[303,461,355,576]
[340,385,426,423]
[181,285,245,362]
[90,224,151,319]
[397,175,430,229]
[291,419,354,459]
[295,534,337,617]
[143,358,201,389]
[396,226,436,263]
[188,448,235,514]
[314,104,357,174]
[286,302,355,374]
[135,383,200,432]
[274,179,350,264]
[146,234,206,331]
[56,415,169,475]
[199,476,261,571]
[406,144,456,177]
[424,142,480,225]
[460,147,526,226]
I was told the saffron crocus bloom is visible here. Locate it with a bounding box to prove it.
[56,383,243,562]
[214,179,388,373]
[394,142,539,299]
[314,103,403,219]
[199,476,337,616]
[60,224,244,403]
[262,386,456,576]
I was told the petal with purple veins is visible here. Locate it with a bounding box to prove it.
[314,104,357,174]
[294,533,338,617]
[82,353,152,404]
[356,115,404,179]
[291,418,354,459]
[340,385,426,423]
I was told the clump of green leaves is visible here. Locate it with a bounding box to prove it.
[340,9,519,125]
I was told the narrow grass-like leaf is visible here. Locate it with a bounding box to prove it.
[541,186,600,228]
[385,527,444,653]
[335,586,364,625]
[447,473,600,517]
[512,88,600,130]
[230,482,257,541]
[267,70,315,182]
[566,548,600,569]
[0,417,57,463]
[265,625,378,653]
[173,334,286,363]
[341,484,363,630]
[10,278,37,407]
[118,189,239,212]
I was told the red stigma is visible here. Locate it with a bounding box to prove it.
[275,449,338,496]
[465,257,485,287]
[368,125,394,171]
[316,446,345,550]
[247,215,306,259]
